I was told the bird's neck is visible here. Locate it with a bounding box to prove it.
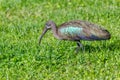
[51,26,60,39]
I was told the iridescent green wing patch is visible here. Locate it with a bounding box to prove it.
[60,26,83,36]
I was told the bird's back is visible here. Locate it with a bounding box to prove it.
[58,20,110,41]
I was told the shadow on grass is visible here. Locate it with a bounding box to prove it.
[37,39,120,55]
[83,40,120,53]
[35,40,120,67]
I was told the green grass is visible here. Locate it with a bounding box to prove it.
[0,0,120,80]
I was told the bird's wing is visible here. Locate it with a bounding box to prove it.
[58,26,87,40]
[58,20,108,40]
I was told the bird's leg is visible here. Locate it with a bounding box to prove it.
[76,41,84,53]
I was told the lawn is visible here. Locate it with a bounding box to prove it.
[0,0,120,80]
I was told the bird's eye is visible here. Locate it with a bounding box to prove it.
[45,23,51,29]
[46,23,51,26]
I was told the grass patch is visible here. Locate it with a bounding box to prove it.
[0,0,120,80]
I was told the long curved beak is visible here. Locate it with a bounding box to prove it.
[39,28,48,45]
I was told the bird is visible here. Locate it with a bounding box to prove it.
[39,20,111,52]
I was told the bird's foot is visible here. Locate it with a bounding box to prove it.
[75,41,85,53]
[75,46,85,53]
[75,47,80,53]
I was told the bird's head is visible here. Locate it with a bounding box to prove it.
[45,20,55,29]
[39,20,55,45]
